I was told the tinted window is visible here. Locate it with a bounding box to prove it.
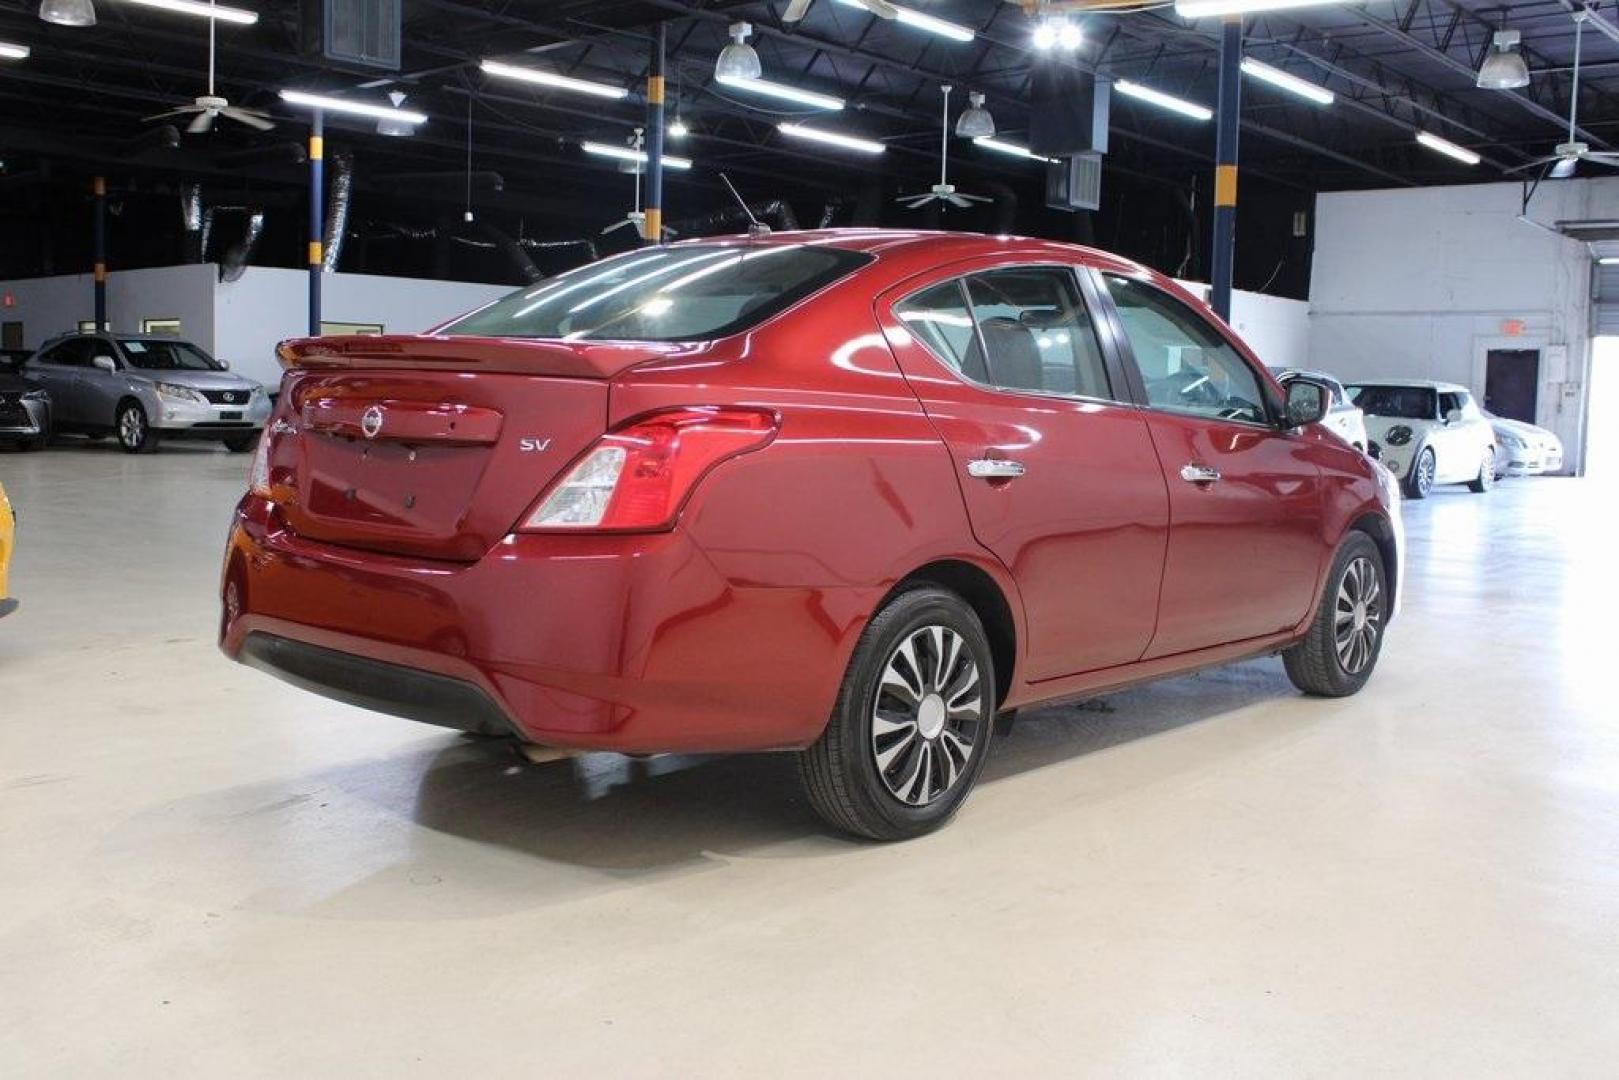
[119,339,220,371]
[1102,274,1267,424]
[1348,385,1437,420]
[39,338,95,368]
[440,243,871,343]
[964,269,1111,399]
[895,280,987,382]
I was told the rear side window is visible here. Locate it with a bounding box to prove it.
[439,243,871,343]
[39,339,94,368]
[895,266,1112,400]
[1102,274,1268,425]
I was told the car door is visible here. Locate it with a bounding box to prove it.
[1441,390,1492,482]
[27,339,92,425]
[79,337,128,426]
[1092,270,1327,657]
[878,263,1170,681]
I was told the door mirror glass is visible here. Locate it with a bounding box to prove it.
[92,355,117,373]
[1285,379,1330,428]
[218,358,230,370]
[1444,407,1463,425]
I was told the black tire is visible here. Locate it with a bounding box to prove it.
[1404,447,1435,499]
[1283,532,1388,698]
[797,585,996,841]
[223,432,260,454]
[1467,448,1494,493]
[116,400,160,454]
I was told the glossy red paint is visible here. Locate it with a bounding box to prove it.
[220,229,1396,753]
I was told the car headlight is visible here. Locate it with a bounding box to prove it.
[155,382,206,404]
[1384,425,1413,447]
[1499,432,1524,449]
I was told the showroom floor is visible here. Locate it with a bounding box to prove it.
[2,444,1616,1076]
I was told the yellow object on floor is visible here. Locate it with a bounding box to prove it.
[0,480,15,617]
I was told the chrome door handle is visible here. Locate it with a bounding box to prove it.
[967,458,1026,480]
[1179,463,1221,484]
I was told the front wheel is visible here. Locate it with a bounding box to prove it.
[1404,447,1435,499]
[223,432,260,454]
[1283,532,1388,697]
[1467,448,1495,493]
[797,586,995,841]
[116,401,159,453]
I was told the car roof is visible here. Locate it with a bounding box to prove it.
[1344,378,1470,392]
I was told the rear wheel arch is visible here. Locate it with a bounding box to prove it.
[890,559,1017,709]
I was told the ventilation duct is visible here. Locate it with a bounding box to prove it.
[669,198,799,236]
[201,206,266,282]
[322,150,353,272]
[179,183,203,263]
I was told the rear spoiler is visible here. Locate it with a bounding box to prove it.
[277,334,693,380]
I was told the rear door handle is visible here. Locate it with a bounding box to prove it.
[967,458,1026,480]
[1179,463,1221,484]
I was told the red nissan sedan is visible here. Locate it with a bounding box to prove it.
[220,230,1402,840]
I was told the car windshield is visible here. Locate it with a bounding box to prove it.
[1348,384,1436,420]
[119,339,221,371]
[438,243,871,342]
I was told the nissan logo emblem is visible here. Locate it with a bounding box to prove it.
[361,405,384,439]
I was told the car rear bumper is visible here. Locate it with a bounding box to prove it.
[219,496,862,753]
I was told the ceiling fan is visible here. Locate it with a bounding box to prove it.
[897,85,991,210]
[144,8,273,134]
[601,129,679,239]
[1508,10,1618,179]
[782,0,898,23]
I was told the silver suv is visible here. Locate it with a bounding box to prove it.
[26,333,271,453]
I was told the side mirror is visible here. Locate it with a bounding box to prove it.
[92,355,117,374]
[218,359,230,370]
[1284,378,1330,429]
[1444,407,1464,425]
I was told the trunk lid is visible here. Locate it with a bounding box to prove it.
[267,336,681,561]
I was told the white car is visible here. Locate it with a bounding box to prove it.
[1270,367,1368,451]
[1485,413,1564,478]
[1346,380,1497,499]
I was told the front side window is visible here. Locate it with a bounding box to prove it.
[1350,385,1438,420]
[119,339,220,371]
[1102,273,1268,425]
[439,243,871,343]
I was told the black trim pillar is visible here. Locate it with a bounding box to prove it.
[308,111,324,335]
[92,176,107,330]
[1211,15,1241,322]
[643,21,666,245]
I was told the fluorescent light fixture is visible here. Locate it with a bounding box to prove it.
[668,117,689,137]
[479,60,628,100]
[1114,80,1212,121]
[0,40,30,59]
[279,90,428,124]
[38,0,96,27]
[1175,0,1349,18]
[1240,58,1334,105]
[833,0,973,42]
[778,122,884,154]
[716,74,844,110]
[1599,257,1619,266]
[580,141,693,169]
[119,0,258,24]
[1032,17,1082,50]
[1416,130,1480,165]
[973,136,1054,163]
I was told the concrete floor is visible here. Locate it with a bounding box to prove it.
[2,442,1617,1077]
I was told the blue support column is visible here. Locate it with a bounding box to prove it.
[644,21,666,245]
[1211,15,1241,322]
[92,176,107,330]
[308,111,325,335]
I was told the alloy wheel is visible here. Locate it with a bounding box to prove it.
[1415,451,1435,496]
[870,624,984,807]
[119,406,145,449]
[1334,556,1384,675]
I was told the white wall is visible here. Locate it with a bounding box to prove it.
[213,268,510,387]
[1173,279,1313,369]
[0,265,216,350]
[1309,177,1619,474]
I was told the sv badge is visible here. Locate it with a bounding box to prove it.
[518,437,553,453]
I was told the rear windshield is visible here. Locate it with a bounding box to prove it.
[119,339,221,371]
[1349,385,1436,420]
[439,243,871,342]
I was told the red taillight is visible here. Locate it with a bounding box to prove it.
[518,407,778,533]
